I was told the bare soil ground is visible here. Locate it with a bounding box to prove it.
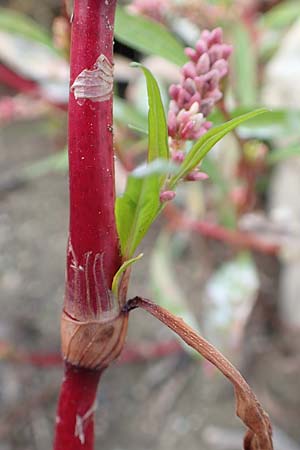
[0,119,300,450]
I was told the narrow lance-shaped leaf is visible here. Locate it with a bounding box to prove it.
[209,108,300,140]
[132,63,169,163]
[115,5,187,66]
[169,108,267,187]
[115,173,161,259]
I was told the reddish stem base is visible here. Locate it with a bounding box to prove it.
[54,364,102,450]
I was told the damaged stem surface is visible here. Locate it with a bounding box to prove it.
[54,1,128,450]
[126,297,273,450]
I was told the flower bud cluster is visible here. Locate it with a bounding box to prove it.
[168,28,232,145]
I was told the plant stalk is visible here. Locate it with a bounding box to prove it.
[54,1,127,449]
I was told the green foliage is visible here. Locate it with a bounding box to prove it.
[114,96,148,132]
[150,231,201,357]
[169,108,267,187]
[267,143,300,165]
[115,5,187,66]
[210,108,300,140]
[260,0,299,29]
[23,150,68,178]
[0,7,57,51]
[232,24,257,106]
[115,66,267,259]
[131,64,169,163]
[115,171,161,259]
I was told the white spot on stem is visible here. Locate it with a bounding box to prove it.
[71,54,113,103]
[75,402,98,445]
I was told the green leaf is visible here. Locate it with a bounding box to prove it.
[210,107,300,140]
[115,173,161,258]
[237,109,300,140]
[128,124,148,135]
[233,24,257,107]
[132,64,169,163]
[115,5,187,66]
[114,96,148,132]
[169,108,267,187]
[260,1,299,29]
[267,143,300,165]
[22,149,68,178]
[201,157,229,194]
[0,7,56,50]
[112,253,143,299]
[150,231,201,356]
[132,159,178,178]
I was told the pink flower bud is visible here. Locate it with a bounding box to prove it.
[169,84,178,100]
[183,78,196,95]
[160,190,176,202]
[171,150,185,163]
[167,109,178,137]
[195,39,208,55]
[222,44,233,59]
[208,27,223,45]
[182,61,197,79]
[212,59,228,77]
[196,53,210,75]
[184,47,198,61]
[185,171,209,181]
[208,44,224,64]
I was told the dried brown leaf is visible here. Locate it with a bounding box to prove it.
[125,297,273,450]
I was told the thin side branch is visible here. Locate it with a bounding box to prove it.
[125,296,273,450]
[164,203,279,256]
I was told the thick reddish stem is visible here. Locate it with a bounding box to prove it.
[66,0,120,319]
[54,365,102,450]
[54,2,121,450]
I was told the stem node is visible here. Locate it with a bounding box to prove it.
[61,311,128,370]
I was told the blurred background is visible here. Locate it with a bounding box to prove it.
[0,0,300,449]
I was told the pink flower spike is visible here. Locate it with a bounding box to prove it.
[160,190,176,202]
[185,171,209,182]
[167,27,232,146]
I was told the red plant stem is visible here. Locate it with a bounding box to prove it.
[164,204,279,256]
[66,0,120,319]
[0,63,39,94]
[0,64,68,113]
[0,340,182,367]
[188,220,279,255]
[54,2,121,450]
[55,365,102,449]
